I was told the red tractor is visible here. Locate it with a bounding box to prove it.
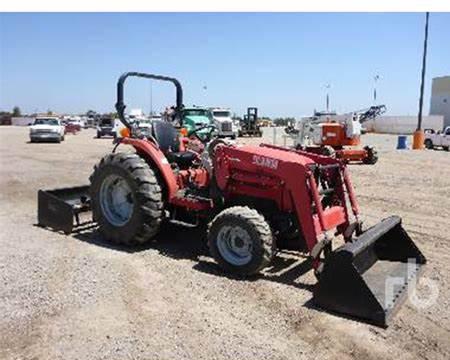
[38,72,425,327]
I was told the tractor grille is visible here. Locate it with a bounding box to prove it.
[221,122,232,132]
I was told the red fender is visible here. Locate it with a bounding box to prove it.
[119,138,178,200]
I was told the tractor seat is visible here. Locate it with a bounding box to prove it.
[166,151,197,168]
[151,120,179,152]
[151,120,196,168]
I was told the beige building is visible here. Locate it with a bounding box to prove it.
[430,76,450,129]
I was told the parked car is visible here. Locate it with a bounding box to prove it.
[67,118,85,130]
[65,121,81,134]
[29,117,65,143]
[424,127,450,151]
[96,117,117,138]
[67,120,82,131]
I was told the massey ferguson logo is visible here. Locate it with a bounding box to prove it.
[252,155,279,170]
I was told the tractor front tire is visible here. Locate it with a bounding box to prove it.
[90,152,164,245]
[208,206,275,276]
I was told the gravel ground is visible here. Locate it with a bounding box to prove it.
[0,126,449,360]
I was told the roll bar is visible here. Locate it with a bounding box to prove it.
[115,72,184,129]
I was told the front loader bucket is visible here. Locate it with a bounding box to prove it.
[37,185,92,234]
[313,216,426,327]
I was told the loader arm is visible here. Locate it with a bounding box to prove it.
[214,144,353,255]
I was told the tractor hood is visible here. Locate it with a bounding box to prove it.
[184,115,210,127]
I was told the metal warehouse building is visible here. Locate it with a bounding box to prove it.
[430,75,450,129]
[365,115,444,134]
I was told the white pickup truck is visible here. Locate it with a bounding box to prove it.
[424,126,450,151]
[29,117,65,143]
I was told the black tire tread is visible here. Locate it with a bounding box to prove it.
[90,152,163,245]
[207,206,274,275]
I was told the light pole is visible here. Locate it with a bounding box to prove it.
[413,12,430,150]
[203,85,208,106]
[325,84,331,112]
[149,81,153,116]
[373,75,380,105]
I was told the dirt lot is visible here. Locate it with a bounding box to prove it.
[0,126,449,360]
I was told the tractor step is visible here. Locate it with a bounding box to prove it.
[171,193,213,211]
[313,216,426,327]
[37,185,92,234]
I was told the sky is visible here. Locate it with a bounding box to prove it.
[0,12,449,117]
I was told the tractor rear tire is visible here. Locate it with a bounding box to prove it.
[208,206,275,276]
[90,152,164,245]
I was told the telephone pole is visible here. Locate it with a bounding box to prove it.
[325,84,331,112]
[373,75,380,105]
[413,12,430,150]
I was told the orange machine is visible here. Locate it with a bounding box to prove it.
[294,106,386,165]
[320,123,376,164]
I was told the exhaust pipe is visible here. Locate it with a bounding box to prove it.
[313,216,426,327]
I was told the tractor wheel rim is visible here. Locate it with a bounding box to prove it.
[217,225,253,266]
[99,174,134,226]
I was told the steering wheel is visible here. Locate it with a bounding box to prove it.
[188,125,218,143]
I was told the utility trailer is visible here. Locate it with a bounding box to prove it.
[37,72,426,327]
